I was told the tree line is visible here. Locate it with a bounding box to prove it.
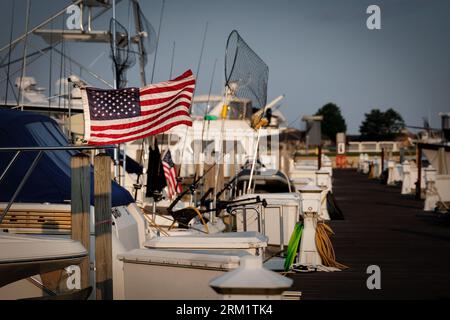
[314,103,405,142]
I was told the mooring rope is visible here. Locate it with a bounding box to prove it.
[315,222,348,270]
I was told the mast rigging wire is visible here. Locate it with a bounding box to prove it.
[177,22,209,177]
[58,16,65,112]
[150,0,165,83]
[4,0,15,105]
[0,0,83,54]
[48,20,53,109]
[0,0,122,87]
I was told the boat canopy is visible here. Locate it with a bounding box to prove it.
[0,108,134,206]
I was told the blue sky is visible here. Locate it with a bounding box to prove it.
[1,0,450,133]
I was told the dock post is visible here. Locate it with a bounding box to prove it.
[71,153,91,290]
[416,144,422,200]
[94,153,113,300]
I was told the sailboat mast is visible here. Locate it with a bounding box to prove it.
[17,0,31,111]
[132,0,147,86]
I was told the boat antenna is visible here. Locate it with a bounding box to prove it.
[195,21,208,93]
[206,59,218,111]
[200,57,217,140]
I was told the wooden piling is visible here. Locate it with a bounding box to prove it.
[280,146,290,176]
[94,153,113,300]
[203,163,215,190]
[318,145,322,169]
[71,153,91,290]
[229,155,236,181]
[216,163,224,200]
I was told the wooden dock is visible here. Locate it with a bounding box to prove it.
[289,169,450,300]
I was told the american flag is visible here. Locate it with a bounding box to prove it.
[162,149,182,198]
[81,70,195,145]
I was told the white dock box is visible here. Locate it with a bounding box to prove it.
[118,249,250,300]
[143,231,268,256]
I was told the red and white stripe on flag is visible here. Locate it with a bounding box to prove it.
[81,70,195,145]
[162,149,182,198]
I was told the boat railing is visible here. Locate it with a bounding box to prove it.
[229,205,264,234]
[0,144,115,224]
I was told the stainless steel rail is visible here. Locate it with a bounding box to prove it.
[0,145,115,224]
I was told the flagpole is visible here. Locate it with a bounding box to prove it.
[111,0,122,184]
[131,0,149,203]
[148,0,165,211]
[112,0,117,89]
[163,41,175,168]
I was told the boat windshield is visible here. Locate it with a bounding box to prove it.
[191,99,252,120]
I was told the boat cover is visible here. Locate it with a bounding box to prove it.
[0,108,133,206]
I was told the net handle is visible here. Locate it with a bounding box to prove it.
[224,30,239,87]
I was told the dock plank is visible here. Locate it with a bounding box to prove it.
[289,169,450,300]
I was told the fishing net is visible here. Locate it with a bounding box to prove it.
[110,18,136,88]
[224,30,268,110]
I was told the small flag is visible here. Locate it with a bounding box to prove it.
[162,149,182,199]
[81,70,195,145]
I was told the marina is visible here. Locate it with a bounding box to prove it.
[0,0,449,302]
